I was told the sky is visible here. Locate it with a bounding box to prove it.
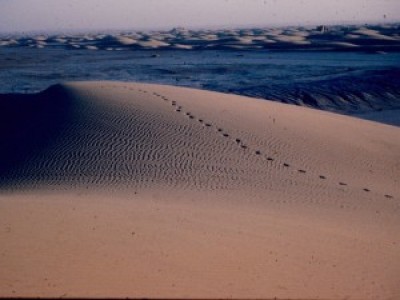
[0,0,399,33]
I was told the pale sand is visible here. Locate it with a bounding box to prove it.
[0,82,399,299]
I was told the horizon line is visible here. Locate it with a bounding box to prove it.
[1,20,399,36]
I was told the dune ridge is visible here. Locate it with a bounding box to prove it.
[0,82,399,299]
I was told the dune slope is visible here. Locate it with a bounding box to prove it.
[0,82,399,299]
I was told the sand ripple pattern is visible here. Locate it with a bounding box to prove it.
[0,84,264,192]
[149,89,396,201]
[0,82,398,205]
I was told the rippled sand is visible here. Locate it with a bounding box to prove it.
[0,82,399,299]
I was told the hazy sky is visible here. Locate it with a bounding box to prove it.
[0,0,399,33]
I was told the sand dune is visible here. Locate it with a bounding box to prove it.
[1,24,399,51]
[102,35,138,46]
[0,82,399,299]
[136,39,170,49]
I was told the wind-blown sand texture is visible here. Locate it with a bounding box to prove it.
[1,24,399,52]
[0,82,399,299]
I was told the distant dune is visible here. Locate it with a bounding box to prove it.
[1,23,399,52]
[0,82,399,299]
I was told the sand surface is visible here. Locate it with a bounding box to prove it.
[0,82,399,299]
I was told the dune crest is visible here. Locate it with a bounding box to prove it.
[0,82,399,299]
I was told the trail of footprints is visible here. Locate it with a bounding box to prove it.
[131,86,394,199]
